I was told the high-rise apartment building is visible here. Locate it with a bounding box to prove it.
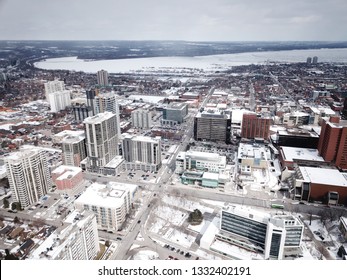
[71,98,93,122]
[86,90,121,135]
[30,210,99,260]
[318,116,347,170]
[44,80,71,113]
[5,149,52,208]
[241,113,272,140]
[194,110,231,143]
[83,112,119,173]
[44,80,65,99]
[122,134,161,172]
[97,70,109,87]
[131,109,152,129]
[59,130,87,167]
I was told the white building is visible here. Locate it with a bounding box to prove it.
[131,109,152,129]
[30,210,99,260]
[282,111,310,127]
[74,182,137,232]
[44,80,65,99]
[122,134,161,172]
[215,206,304,260]
[175,150,226,174]
[238,143,271,169]
[5,149,52,208]
[44,80,71,113]
[97,69,109,87]
[83,112,119,174]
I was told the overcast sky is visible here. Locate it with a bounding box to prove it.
[0,0,346,41]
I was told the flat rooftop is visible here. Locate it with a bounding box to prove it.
[83,111,115,124]
[298,166,347,187]
[280,146,324,162]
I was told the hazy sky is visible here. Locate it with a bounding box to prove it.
[0,0,346,41]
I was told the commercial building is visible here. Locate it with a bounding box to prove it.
[294,165,347,205]
[241,113,272,140]
[83,112,119,174]
[162,102,188,125]
[5,148,52,208]
[176,150,229,188]
[74,182,137,232]
[216,206,303,260]
[51,165,84,195]
[274,128,320,149]
[279,146,325,170]
[97,69,109,87]
[60,130,87,167]
[71,98,93,122]
[131,108,152,129]
[194,110,231,143]
[30,210,99,260]
[318,116,347,171]
[282,111,310,127]
[122,134,161,172]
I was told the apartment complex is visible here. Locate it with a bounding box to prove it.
[60,130,87,167]
[131,109,152,129]
[5,148,52,208]
[74,182,137,232]
[122,134,161,172]
[194,110,231,143]
[86,90,121,135]
[30,211,99,260]
[241,113,272,140]
[318,116,347,170]
[44,80,71,113]
[83,112,119,174]
[216,206,303,260]
[97,69,109,87]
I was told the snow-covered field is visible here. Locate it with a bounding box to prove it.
[162,195,214,214]
[153,205,187,226]
[164,228,195,248]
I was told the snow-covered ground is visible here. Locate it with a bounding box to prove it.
[131,250,159,260]
[164,228,195,248]
[162,195,214,214]
[153,205,187,226]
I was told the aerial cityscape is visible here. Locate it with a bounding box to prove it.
[0,0,347,262]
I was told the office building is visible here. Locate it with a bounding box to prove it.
[131,109,152,129]
[241,113,272,140]
[51,165,84,195]
[318,116,347,171]
[176,150,226,175]
[282,111,310,127]
[30,210,99,260]
[83,112,119,174]
[60,131,87,167]
[74,182,137,232]
[279,146,324,170]
[275,128,320,149]
[216,206,303,260]
[97,69,109,87]
[294,165,347,206]
[5,149,52,208]
[194,110,231,143]
[162,103,188,125]
[122,134,161,172]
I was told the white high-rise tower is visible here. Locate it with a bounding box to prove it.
[5,149,52,208]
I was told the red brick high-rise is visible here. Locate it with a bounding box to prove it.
[318,116,347,170]
[241,113,272,140]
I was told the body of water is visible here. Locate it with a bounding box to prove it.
[34,48,347,73]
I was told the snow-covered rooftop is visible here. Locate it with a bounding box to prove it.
[298,166,347,187]
[280,146,324,162]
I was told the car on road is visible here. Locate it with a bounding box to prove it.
[137,220,141,223]
[116,237,122,241]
